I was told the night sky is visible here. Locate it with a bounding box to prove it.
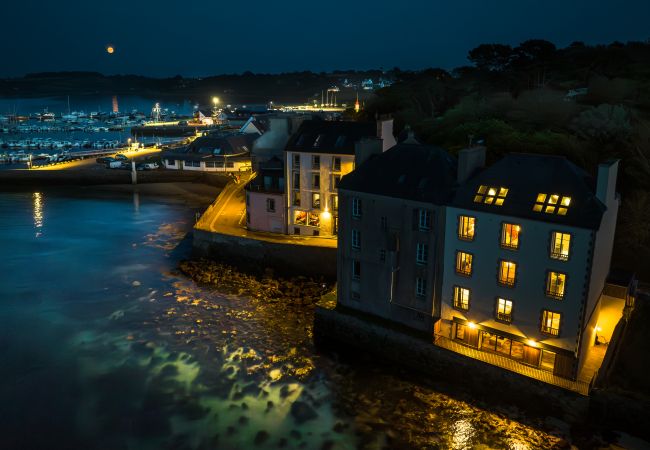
[2,0,649,77]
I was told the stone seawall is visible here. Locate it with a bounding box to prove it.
[314,305,588,421]
[192,229,337,278]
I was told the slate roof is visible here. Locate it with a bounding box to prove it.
[162,134,257,162]
[285,119,376,155]
[338,141,458,204]
[451,153,606,229]
[246,156,285,194]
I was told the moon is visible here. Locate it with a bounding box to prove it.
[106,45,115,54]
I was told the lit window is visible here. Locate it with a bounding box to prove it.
[501,223,520,249]
[294,210,307,225]
[458,216,475,241]
[456,251,473,276]
[352,259,361,280]
[308,212,320,227]
[416,277,427,297]
[474,185,508,206]
[496,298,513,323]
[550,232,571,260]
[331,194,338,211]
[351,229,361,250]
[533,193,571,215]
[418,209,432,231]
[312,192,321,209]
[453,286,470,310]
[546,271,567,300]
[498,260,517,287]
[416,243,428,265]
[541,310,561,336]
[352,197,362,218]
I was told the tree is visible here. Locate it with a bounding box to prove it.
[513,39,557,63]
[467,44,513,72]
[571,104,632,142]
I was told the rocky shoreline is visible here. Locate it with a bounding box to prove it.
[179,259,334,306]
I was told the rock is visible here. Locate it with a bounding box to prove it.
[254,430,270,445]
[132,281,141,287]
[290,401,318,424]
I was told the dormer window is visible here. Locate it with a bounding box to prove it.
[533,194,571,216]
[473,185,508,206]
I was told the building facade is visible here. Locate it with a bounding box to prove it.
[245,157,287,234]
[285,119,395,237]
[337,142,625,381]
[337,139,457,332]
[162,134,256,172]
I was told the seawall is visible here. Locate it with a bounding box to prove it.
[192,228,337,278]
[313,305,588,420]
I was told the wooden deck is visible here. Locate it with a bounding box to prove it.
[434,335,591,396]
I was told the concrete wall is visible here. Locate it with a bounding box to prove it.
[246,191,287,234]
[440,207,593,356]
[193,228,337,278]
[337,189,444,332]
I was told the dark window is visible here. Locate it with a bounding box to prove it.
[293,154,300,168]
[352,197,362,218]
[380,216,388,231]
[312,174,320,189]
[266,198,275,212]
[293,172,300,189]
[333,156,342,171]
[312,155,320,169]
[352,260,361,279]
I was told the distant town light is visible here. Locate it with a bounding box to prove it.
[212,97,220,105]
[106,45,115,54]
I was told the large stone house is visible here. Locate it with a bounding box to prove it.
[337,140,628,382]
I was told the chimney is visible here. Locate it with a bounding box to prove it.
[596,159,619,206]
[457,146,486,183]
[355,137,383,167]
[376,117,397,152]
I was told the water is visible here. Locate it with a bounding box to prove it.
[0,191,585,449]
[0,95,197,117]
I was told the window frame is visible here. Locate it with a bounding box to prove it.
[351,229,361,250]
[312,155,320,170]
[545,270,567,300]
[497,259,518,287]
[452,285,470,311]
[455,250,473,276]
[550,231,572,261]
[266,198,276,213]
[311,173,320,189]
[500,222,521,250]
[457,215,476,241]
[540,309,562,336]
[416,242,429,265]
[352,259,361,280]
[332,157,341,172]
[311,192,321,210]
[418,209,432,231]
[495,297,513,323]
[352,197,362,218]
[415,277,427,298]
[292,154,300,169]
[533,193,571,216]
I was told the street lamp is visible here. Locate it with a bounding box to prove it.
[212,97,221,123]
[127,138,132,150]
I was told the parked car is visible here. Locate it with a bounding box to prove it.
[114,153,128,161]
[107,160,123,169]
[96,156,114,164]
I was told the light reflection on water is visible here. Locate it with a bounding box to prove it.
[0,191,577,449]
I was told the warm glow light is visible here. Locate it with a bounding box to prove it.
[468,321,476,329]
[212,97,220,105]
[527,339,538,347]
[595,326,602,332]
[321,211,331,220]
[106,45,115,54]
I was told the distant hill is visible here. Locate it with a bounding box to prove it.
[0,70,387,105]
